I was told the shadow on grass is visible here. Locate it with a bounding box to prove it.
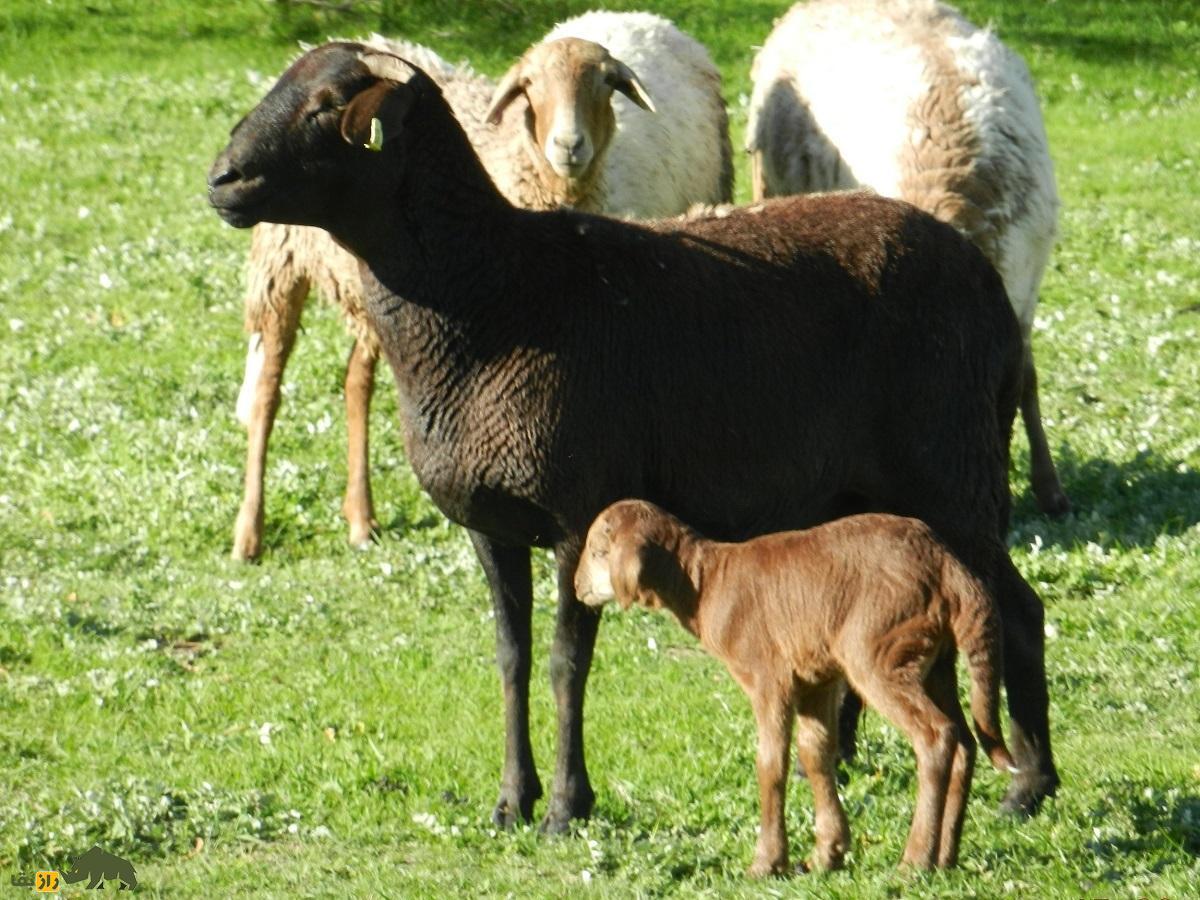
[1011,445,1200,549]
[64,611,123,638]
[1010,27,1191,66]
[383,510,444,536]
[1087,787,1200,861]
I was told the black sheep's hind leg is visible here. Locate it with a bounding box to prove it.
[837,688,863,764]
[996,556,1059,815]
[470,531,543,827]
[542,541,601,834]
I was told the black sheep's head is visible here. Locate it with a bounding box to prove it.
[208,42,428,230]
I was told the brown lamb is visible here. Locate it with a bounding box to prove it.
[576,499,1017,875]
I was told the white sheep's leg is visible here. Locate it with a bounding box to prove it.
[232,289,304,561]
[750,148,768,202]
[236,333,264,427]
[1020,340,1070,516]
[342,338,380,547]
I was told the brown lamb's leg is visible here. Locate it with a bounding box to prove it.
[1020,340,1070,517]
[342,338,380,546]
[924,654,977,868]
[232,282,305,561]
[746,687,796,877]
[794,685,851,872]
[844,644,955,869]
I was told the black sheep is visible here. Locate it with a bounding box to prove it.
[208,43,1059,832]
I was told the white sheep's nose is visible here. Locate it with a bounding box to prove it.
[546,131,592,178]
[555,133,586,156]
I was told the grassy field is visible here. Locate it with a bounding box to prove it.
[1,0,1198,895]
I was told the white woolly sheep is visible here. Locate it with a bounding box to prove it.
[747,0,1069,516]
[232,19,732,560]
[486,10,733,217]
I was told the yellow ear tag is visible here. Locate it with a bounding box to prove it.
[365,117,384,152]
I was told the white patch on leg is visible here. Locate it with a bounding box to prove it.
[236,332,264,427]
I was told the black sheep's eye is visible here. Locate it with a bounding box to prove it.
[305,98,345,121]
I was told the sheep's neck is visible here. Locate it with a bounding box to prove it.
[647,535,708,640]
[323,91,564,537]
[687,543,762,659]
[336,93,518,319]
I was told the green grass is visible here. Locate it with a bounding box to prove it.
[1,0,1198,895]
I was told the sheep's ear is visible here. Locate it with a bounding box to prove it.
[340,80,413,150]
[485,61,528,126]
[638,542,692,606]
[605,59,656,113]
[609,536,643,610]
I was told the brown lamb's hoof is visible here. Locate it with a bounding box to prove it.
[746,858,791,879]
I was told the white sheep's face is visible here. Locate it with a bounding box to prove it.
[485,38,655,185]
[525,40,612,179]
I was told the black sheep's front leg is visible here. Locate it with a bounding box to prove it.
[469,530,543,827]
[541,540,602,833]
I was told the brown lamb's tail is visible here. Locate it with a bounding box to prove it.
[943,554,1019,774]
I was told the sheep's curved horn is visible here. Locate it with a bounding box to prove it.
[358,51,418,84]
[605,59,656,113]
[485,61,528,126]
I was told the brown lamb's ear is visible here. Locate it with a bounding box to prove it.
[637,542,695,609]
[605,59,656,113]
[485,61,528,126]
[608,538,643,611]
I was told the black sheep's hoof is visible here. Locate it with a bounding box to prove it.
[538,810,574,836]
[1034,483,1071,519]
[999,771,1059,817]
[539,792,594,835]
[492,791,537,829]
